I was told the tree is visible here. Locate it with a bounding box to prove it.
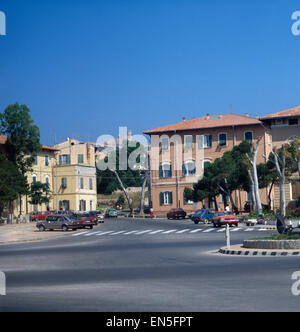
[28,182,52,213]
[0,154,28,222]
[0,103,42,214]
[270,140,300,216]
[116,194,125,208]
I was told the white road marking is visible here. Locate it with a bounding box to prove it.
[135,230,152,235]
[176,229,191,234]
[190,229,203,233]
[245,228,254,232]
[96,231,114,236]
[217,228,226,232]
[110,231,127,235]
[162,230,178,234]
[149,230,164,235]
[85,231,103,236]
[203,228,215,233]
[72,231,89,236]
[259,228,268,231]
[123,230,139,235]
[231,228,242,232]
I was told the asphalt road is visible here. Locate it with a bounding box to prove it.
[0,217,300,312]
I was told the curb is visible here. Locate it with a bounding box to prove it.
[263,227,277,230]
[219,248,300,257]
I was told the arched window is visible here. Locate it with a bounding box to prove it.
[32,174,37,183]
[203,160,211,169]
[183,160,196,177]
[159,162,172,179]
[45,175,50,185]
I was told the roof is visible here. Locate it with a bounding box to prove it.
[261,106,300,120]
[144,114,262,135]
[0,136,59,151]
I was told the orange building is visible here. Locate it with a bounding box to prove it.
[144,114,273,215]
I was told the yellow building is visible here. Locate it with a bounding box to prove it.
[54,139,97,212]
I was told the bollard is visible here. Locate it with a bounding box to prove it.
[226,224,231,249]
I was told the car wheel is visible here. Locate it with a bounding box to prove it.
[39,225,46,232]
[62,225,69,232]
[194,221,199,225]
[204,218,209,224]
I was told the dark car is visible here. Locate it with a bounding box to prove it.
[167,208,187,220]
[190,209,216,224]
[212,212,239,228]
[36,214,79,232]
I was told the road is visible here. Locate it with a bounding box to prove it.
[0,217,300,312]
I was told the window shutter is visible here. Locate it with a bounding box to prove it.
[182,164,187,176]
[160,192,164,206]
[199,135,204,149]
[159,165,163,178]
[169,192,173,205]
[208,135,212,148]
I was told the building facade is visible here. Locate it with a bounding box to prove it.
[144,114,273,215]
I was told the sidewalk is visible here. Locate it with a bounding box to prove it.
[0,223,71,244]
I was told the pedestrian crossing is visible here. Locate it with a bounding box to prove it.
[72,227,276,238]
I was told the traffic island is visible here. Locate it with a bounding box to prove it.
[219,234,300,256]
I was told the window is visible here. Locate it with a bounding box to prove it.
[79,200,86,211]
[80,178,84,189]
[203,160,211,169]
[161,138,169,152]
[61,178,67,189]
[45,175,50,185]
[59,200,70,211]
[159,163,172,179]
[160,192,173,206]
[45,155,49,166]
[90,200,93,211]
[59,154,70,165]
[244,131,253,143]
[289,118,299,126]
[218,133,227,147]
[199,135,212,149]
[292,181,300,200]
[32,154,38,165]
[184,135,193,151]
[32,174,37,183]
[183,161,196,177]
[89,178,93,190]
[78,154,84,164]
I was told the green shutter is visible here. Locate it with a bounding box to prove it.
[160,192,164,206]
[169,192,173,205]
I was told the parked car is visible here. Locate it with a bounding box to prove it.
[190,209,216,224]
[72,212,98,228]
[105,208,118,218]
[36,214,79,232]
[167,208,187,220]
[88,211,104,224]
[31,211,53,222]
[134,206,151,214]
[212,212,239,228]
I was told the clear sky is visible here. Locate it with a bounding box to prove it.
[1,0,300,145]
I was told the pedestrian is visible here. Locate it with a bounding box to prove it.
[150,208,154,219]
[225,204,231,212]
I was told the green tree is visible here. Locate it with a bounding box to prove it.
[0,154,28,221]
[28,182,52,213]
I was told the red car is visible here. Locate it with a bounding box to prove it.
[72,212,98,229]
[212,212,239,228]
[167,208,187,220]
[31,211,53,222]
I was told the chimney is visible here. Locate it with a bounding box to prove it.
[256,114,259,119]
[206,113,210,120]
[245,113,249,117]
[182,117,186,122]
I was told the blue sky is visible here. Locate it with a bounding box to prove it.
[0,0,300,145]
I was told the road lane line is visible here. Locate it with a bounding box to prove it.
[123,230,139,235]
[162,230,178,234]
[217,228,226,232]
[84,231,104,236]
[203,228,215,233]
[96,231,114,236]
[176,229,191,234]
[135,230,152,235]
[231,228,242,232]
[72,231,89,236]
[245,228,254,232]
[149,230,164,235]
[190,229,203,233]
[110,231,127,235]
[259,228,268,231]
